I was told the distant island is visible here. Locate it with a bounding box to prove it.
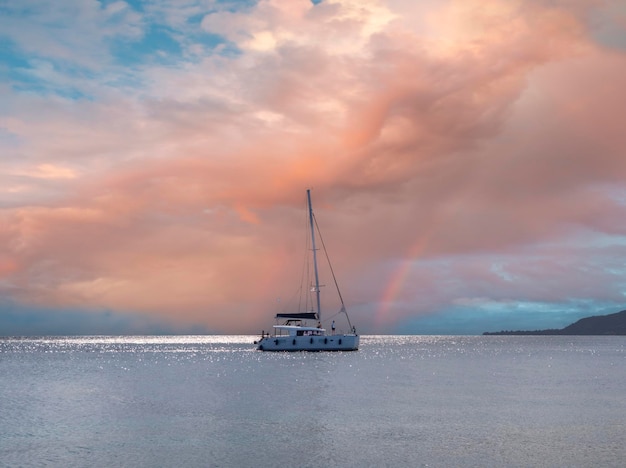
[483,310,626,336]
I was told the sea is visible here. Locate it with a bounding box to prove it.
[1,335,624,468]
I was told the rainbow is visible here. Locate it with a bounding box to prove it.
[376,234,431,327]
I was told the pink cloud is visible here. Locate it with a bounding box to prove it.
[1,0,625,333]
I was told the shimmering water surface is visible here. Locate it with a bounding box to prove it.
[1,335,624,467]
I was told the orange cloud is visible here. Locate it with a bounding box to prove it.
[1,0,625,333]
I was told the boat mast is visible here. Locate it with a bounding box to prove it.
[307,189,322,321]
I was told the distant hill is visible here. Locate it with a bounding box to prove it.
[483,310,626,336]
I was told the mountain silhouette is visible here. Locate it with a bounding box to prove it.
[483,310,626,335]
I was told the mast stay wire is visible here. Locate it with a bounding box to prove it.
[312,212,355,332]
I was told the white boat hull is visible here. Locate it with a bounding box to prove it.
[256,334,359,352]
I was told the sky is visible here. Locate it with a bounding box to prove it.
[1,0,625,336]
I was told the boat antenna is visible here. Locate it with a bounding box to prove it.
[307,189,322,321]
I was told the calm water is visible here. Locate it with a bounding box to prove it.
[1,335,624,467]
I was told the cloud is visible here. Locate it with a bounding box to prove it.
[0,1,143,70]
[0,300,209,336]
[1,0,625,334]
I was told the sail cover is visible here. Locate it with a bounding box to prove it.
[275,313,318,320]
